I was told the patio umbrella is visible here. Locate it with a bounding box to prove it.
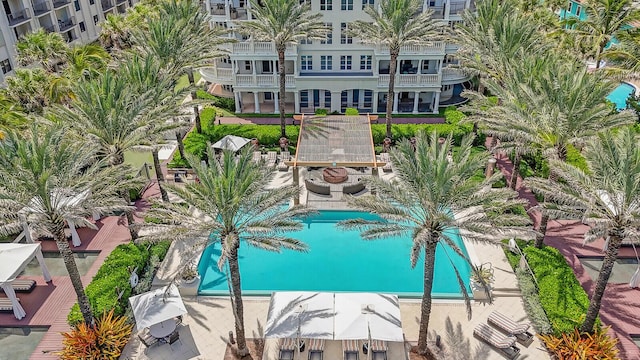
[128,284,187,331]
[211,135,251,152]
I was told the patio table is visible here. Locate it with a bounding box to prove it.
[149,319,177,339]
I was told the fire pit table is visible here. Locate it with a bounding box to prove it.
[323,167,348,184]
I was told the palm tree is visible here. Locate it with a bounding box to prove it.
[525,128,640,332]
[99,14,133,51]
[339,131,531,356]
[564,0,640,68]
[15,29,68,72]
[602,28,640,75]
[347,0,443,139]
[141,147,312,357]
[3,68,56,114]
[238,0,327,138]
[0,93,28,137]
[64,44,111,80]
[0,125,137,325]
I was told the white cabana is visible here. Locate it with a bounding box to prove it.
[334,293,404,342]
[264,292,335,340]
[0,243,52,320]
[129,284,188,331]
[211,135,251,152]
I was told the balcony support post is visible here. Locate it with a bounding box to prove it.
[392,91,399,114]
[254,92,260,113]
[373,91,379,113]
[433,92,440,114]
[294,91,300,113]
[235,92,241,113]
[413,92,420,114]
[274,91,279,113]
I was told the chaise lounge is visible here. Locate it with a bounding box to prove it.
[379,153,392,173]
[488,311,534,346]
[474,323,520,359]
[11,279,36,292]
[266,151,278,168]
[278,151,290,172]
[0,297,19,312]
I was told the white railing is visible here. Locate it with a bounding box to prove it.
[442,68,467,81]
[232,74,296,88]
[375,42,445,55]
[256,75,275,86]
[285,75,295,87]
[200,67,233,82]
[378,73,441,87]
[231,42,297,55]
[235,74,254,86]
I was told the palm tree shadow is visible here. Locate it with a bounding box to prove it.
[183,297,223,331]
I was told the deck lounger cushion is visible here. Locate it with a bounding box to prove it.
[278,151,290,171]
[253,151,263,163]
[11,279,36,292]
[308,338,325,360]
[0,297,19,311]
[488,311,533,344]
[343,339,359,360]
[474,324,520,359]
[380,153,392,172]
[267,151,278,167]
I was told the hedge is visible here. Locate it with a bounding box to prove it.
[196,90,235,112]
[67,241,171,326]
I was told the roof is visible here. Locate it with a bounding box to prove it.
[0,243,42,283]
[211,135,251,152]
[291,115,379,167]
[129,284,188,331]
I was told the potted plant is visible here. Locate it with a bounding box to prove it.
[181,265,199,284]
[470,263,494,302]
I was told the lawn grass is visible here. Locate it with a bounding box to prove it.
[174,72,202,93]
[124,151,155,174]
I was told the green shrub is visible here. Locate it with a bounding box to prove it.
[370,123,472,145]
[196,90,235,112]
[200,107,217,129]
[345,108,359,116]
[566,144,588,173]
[67,241,171,326]
[315,108,328,116]
[444,106,466,125]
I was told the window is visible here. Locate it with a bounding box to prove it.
[422,60,430,71]
[93,15,99,24]
[362,0,373,9]
[576,5,581,16]
[321,55,333,70]
[321,0,332,10]
[74,0,80,10]
[89,0,94,4]
[264,92,272,100]
[340,23,352,44]
[300,37,312,45]
[301,55,313,70]
[321,23,333,44]
[442,84,452,91]
[324,90,331,108]
[79,21,86,32]
[0,59,12,74]
[340,55,352,70]
[341,0,353,10]
[244,61,251,71]
[300,90,309,107]
[360,55,372,70]
[429,0,435,6]
[567,1,572,11]
[363,90,372,108]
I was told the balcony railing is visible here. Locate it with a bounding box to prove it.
[442,68,468,81]
[449,1,466,15]
[375,42,445,55]
[52,0,70,8]
[116,0,126,4]
[427,5,444,19]
[200,67,233,82]
[7,8,32,26]
[43,24,56,33]
[58,17,75,32]
[101,0,114,9]
[234,74,295,88]
[378,74,441,87]
[232,42,297,56]
[33,0,51,16]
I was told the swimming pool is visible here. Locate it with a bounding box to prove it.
[198,210,472,298]
[607,83,636,110]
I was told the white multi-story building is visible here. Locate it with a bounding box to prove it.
[200,0,472,114]
[0,0,136,83]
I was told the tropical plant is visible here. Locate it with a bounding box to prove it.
[602,28,640,76]
[347,0,443,138]
[0,125,137,325]
[339,130,531,356]
[563,0,640,68]
[15,29,67,72]
[0,93,28,137]
[63,44,111,80]
[3,68,58,114]
[525,128,640,333]
[99,13,134,51]
[59,309,133,359]
[237,0,328,138]
[140,146,313,356]
[539,327,620,359]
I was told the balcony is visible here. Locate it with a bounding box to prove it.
[210,2,225,15]
[449,1,466,15]
[200,67,234,83]
[442,68,468,82]
[33,0,51,16]
[231,42,297,56]
[374,42,445,56]
[101,0,114,9]
[427,5,444,19]
[43,24,56,32]
[378,74,441,88]
[234,74,295,88]
[52,0,70,9]
[7,8,32,26]
[58,17,75,32]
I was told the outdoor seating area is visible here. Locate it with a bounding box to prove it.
[474,323,521,360]
[488,310,534,345]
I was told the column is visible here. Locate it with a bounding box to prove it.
[433,92,440,114]
[294,91,300,113]
[252,60,256,75]
[392,91,399,113]
[254,92,261,113]
[274,91,279,113]
[234,91,241,112]
[358,90,364,109]
[373,91,379,113]
[413,91,419,113]
[67,218,82,247]
[331,91,341,113]
[444,0,450,20]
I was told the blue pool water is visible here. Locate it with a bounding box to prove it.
[198,210,472,298]
[607,83,636,110]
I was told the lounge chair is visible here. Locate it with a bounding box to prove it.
[252,151,263,163]
[474,323,520,359]
[369,340,388,360]
[279,338,297,360]
[379,153,392,173]
[488,311,534,346]
[308,338,325,360]
[138,331,159,348]
[342,339,359,360]
[278,151,290,171]
[0,298,18,312]
[266,151,278,168]
[9,279,36,292]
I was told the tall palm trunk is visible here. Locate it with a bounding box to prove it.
[536,147,567,248]
[112,153,138,240]
[188,68,203,134]
[55,226,93,325]
[386,49,399,139]
[194,105,202,134]
[417,242,437,358]
[580,232,623,332]
[509,152,521,190]
[152,148,169,202]
[176,130,186,160]
[229,247,249,357]
[277,46,287,138]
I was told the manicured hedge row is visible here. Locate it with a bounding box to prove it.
[67,241,171,326]
[196,90,235,112]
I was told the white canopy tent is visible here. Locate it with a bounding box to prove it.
[264,292,335,340]
[334,293,404,342]
[0,243,52,320]
[211,135,251,152]
[129,284,188,331]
